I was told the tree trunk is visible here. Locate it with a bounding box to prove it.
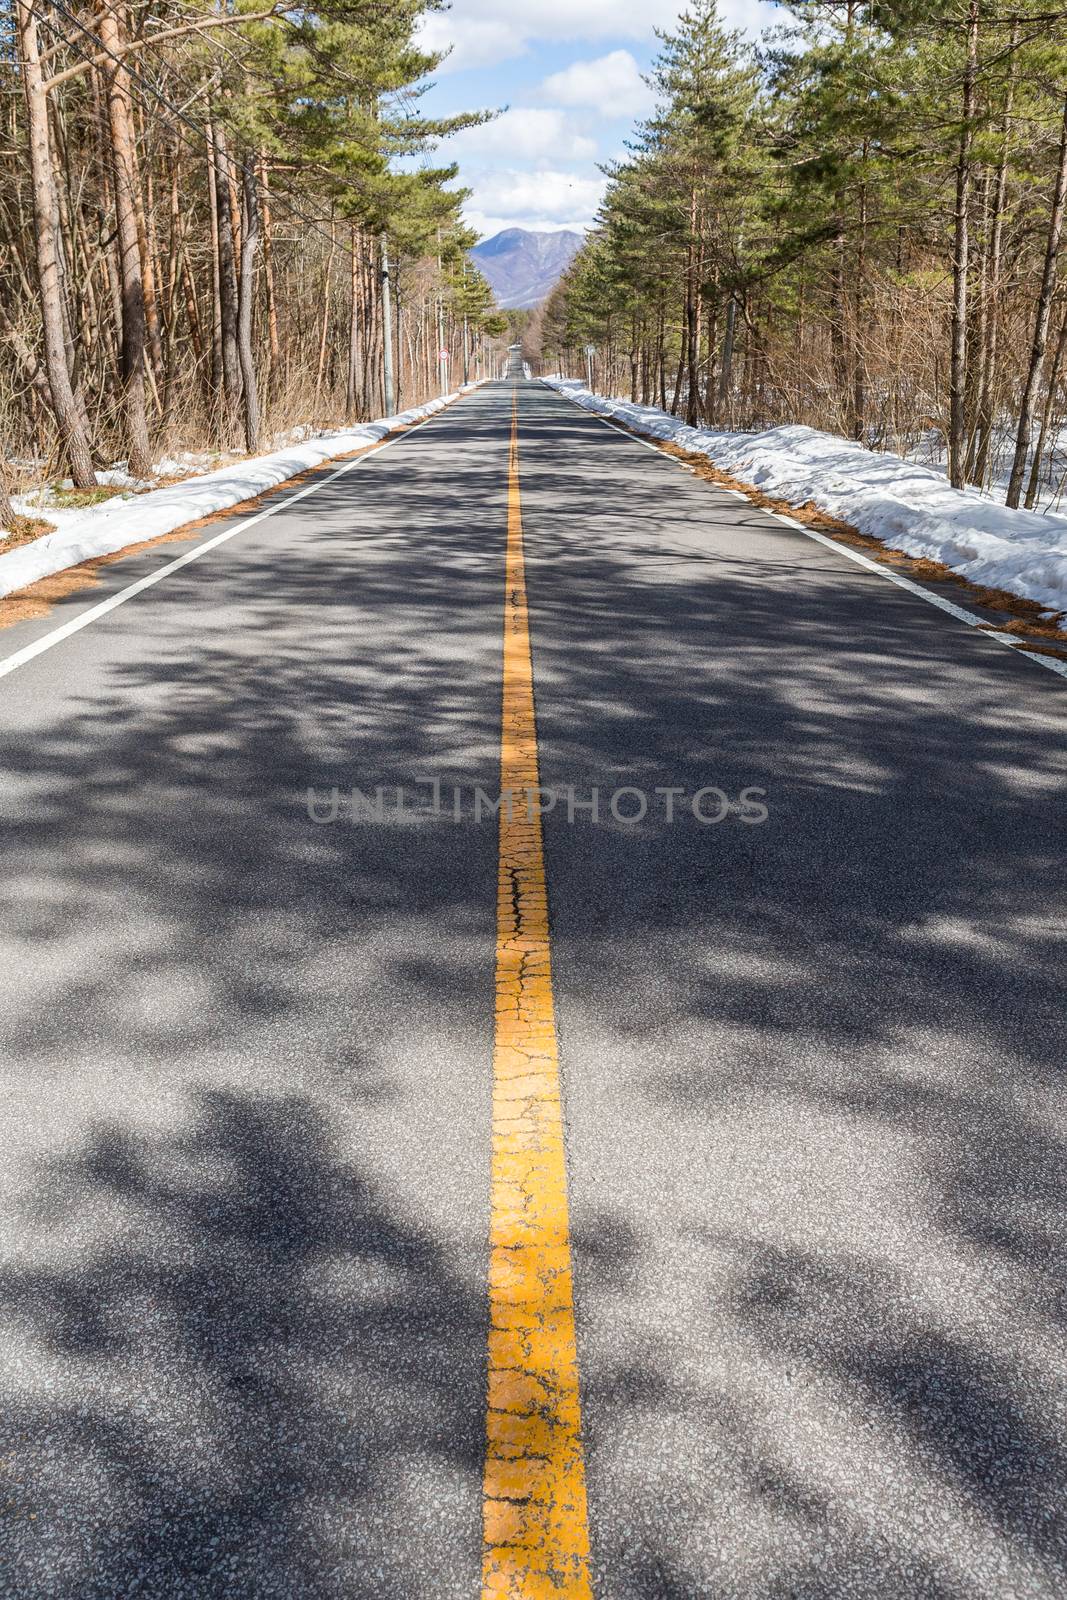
[162,144,183,423]
[829,199,849,431]
[949,0,979,489]
[963,170,991,478]
[684,186,700,427]
[718,295,737,415]
[394,289,404,410]
[259,159,281,370]
[381,234,396,414]
[90,69,124,364]
[315,223,337,406]
[973,16,1018,486]
[704,280,719,421]
[0,454,17,531]
[98,0,152,478]
[629,314,639,404]
[211,118,242,436]
[206,122,223,393]
[47,97,88,399]
[180,247,205,367]
[16,0,96,487]
[133,97,165,391]
[347,224,360,417]
[1006,91,1067,508]
[237,157,261,454]
[1024,297,1067,508]
[361,237,374,414]
[852,161,869,441]
[670,334,685,417]
[226,153,242,272]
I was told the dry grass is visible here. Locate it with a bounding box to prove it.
[967,585,1052,618]
[0,513,56,550]
[977,615,1067,640]
[1007,640,1067,662]
[46,485,123,510]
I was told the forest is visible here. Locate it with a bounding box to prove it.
[0,0,507,523]
[531,0,1067,507]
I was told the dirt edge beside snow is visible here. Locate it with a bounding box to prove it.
[543,377,1067,629]
[0,382,485,607]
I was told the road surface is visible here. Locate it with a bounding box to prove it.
[1,379,1065,1598]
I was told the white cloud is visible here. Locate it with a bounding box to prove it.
[418,0,669,76]
[540,50,654,119]
[458,167,607,232]
[721,0,779,33]
[448,108,596,163]
[419,0,776,73]
[465,212,590,239]
[419,14,525,73]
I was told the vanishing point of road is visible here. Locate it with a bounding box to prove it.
[1,379,1065,1598]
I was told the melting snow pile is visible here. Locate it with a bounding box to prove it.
[544,377,1067,615]
[0,386,481,601]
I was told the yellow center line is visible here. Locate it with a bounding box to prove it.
[481,393,594,1599]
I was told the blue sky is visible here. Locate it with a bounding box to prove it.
[412,0,780,240]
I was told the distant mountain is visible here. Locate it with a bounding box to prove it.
[469,228,583,311]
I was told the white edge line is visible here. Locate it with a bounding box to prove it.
[0,401,450,682]
[544,382,1067,684]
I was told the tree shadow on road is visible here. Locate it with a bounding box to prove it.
[1,1087,487,1598]
[0,399,508,1597]
[517,407,1067,1598]
[2,393,1066,1597]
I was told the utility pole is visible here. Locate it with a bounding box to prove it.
[437,297,448,396]
[380,232,395,415]
[436,225,449,396]
[462,259,470,386]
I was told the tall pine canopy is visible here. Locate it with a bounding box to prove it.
[532,0,1067,504]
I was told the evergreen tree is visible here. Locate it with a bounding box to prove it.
[544,0,1067,503]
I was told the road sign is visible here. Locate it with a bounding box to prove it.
[584,344,596,357]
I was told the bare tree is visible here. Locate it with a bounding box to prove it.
[16,0,97,487]
[1006,91,1067,508]
[97,0,152,477]
[237,155,261,454]
[949,0,979,490]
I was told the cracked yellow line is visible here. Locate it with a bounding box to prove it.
[481,392,594,1599]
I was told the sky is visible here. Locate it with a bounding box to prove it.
[413,0,781,241]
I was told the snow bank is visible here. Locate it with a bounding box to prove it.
[544,377,1067,615]
[0,385,481,601]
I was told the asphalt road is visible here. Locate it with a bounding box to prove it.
[1,379,1065,1598]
